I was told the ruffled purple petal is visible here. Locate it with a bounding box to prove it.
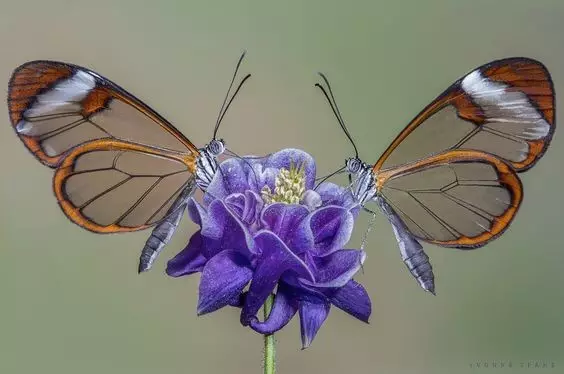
[247,162,278,193]
[248,282,299,334]
[166,231,207,277]
[316,182,361,218]
[310,206,354,255]
[293,206,355,256]
[302,249,366,288]
[317,182,353,206]
[299,294,331,349]
[187,198,206,227]
[241,230,314,325]
[197,250,252,315]
[200,200,257,258]
[261,203,309,247]
[204,158,253,204]
[224,193,246,218]
[326,280,371,323]
[219,153,277,193]
[228,291,247,308]
[224,190,263,226]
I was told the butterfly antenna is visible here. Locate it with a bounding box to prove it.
[215,73,251,137]
[314,165,347,181]
[213,51,251,140]
[314,165,346,190]
[215,52,245,133]
[315,73,359,159]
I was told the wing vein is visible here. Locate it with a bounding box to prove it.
[114,177,163,225]
[78,176,132,210]
[408,191,461,238]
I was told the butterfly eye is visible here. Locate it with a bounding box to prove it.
[346,158,362,173]
[209,139,226,156]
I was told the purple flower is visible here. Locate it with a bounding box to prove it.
[166,149,371,348]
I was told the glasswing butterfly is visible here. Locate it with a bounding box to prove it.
[316,57,555,294]
[8,52,251,273]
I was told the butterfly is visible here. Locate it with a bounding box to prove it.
[8,52,251,273]
[315,57,555,294]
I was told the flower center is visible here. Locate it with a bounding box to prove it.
[261,161,306,204]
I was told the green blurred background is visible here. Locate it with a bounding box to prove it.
[1,1,563,373]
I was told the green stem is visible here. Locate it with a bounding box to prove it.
[263,294,276,374]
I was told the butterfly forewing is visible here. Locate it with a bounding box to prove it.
[54,140,197,233]
[376,150,522,248]
[8,60,199,167]
[374,58,555,173]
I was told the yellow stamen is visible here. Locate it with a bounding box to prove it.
[261,161,307,204]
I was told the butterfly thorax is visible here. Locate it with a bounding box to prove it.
[196,139,225,191]
[346,157,377,205]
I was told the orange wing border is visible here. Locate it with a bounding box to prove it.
[53,139,197,234]
[376,149,523,248]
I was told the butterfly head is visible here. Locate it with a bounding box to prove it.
[208,138,226,156]
[345,157,364,174]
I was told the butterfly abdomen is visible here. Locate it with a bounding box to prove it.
[376,197,436,294]
[401,247,435,295]
[137,180,196,273]
[138,202,187,273]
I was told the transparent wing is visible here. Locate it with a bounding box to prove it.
[376,150,523,248]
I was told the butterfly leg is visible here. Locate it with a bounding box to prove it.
[375,197,436,295]
[360,206,378,254]
[357,207,378,275]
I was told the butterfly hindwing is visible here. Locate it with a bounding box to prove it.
[376,150,523,248]
[53,139,197,233]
